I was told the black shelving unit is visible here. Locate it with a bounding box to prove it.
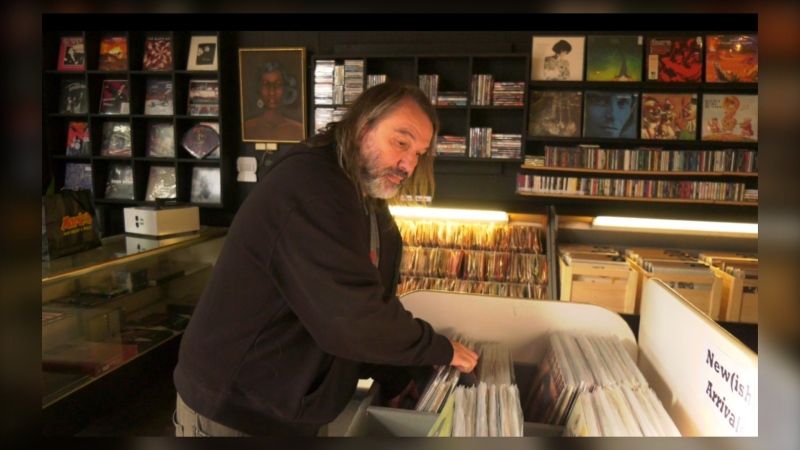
[43,30,238,236]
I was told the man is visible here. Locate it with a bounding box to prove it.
[173,81,479,437]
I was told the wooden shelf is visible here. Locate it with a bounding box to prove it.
[519,165,758,177]
[516,191,757,206]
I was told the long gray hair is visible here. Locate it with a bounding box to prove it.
[307,81,439,206]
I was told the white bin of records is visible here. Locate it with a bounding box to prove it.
[339,279,757,437]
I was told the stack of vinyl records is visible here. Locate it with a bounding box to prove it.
[448,334,525,436]
[559,244,629,268]
[564,383,681,436]
[698,250,758,280]
[414,364,461,414]
[626,247,716,289]
[452,382,524,437]
[522,331,681,436]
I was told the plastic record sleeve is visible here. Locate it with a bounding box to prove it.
[181,124,220,159]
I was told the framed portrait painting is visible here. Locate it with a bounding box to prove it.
[239,47,307,143]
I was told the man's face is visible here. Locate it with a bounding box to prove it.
[360,99,433,199]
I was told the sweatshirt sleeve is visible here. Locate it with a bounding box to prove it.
[269,194,453,367]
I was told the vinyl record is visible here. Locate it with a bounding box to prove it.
[181,124,220,159]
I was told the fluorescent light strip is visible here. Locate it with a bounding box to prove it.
[593,216,758,234]
[389,206,508,222]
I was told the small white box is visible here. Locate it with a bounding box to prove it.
[123,206,200,237]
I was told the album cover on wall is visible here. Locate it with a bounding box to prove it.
[701,94,758,142]
[186,35,218,71]
[705,34,758,83]
[142,34,173,71]
[187,80,219,116]
[531,36,585,81]
[640,92,698,140]
[99,80,130,115]
[59,79,88,114]
[585,35,643,82]
[65,121,91,156]
[145,166,176,201]
[528,90,582,137]
[104,162,134,200]
[57,36,85,71]
[100,122,132,156]
[98,35,129,71]
[144,79,174,115]
[646,35,703,82]
[181,124,220,159]
[582,90,639,139]
[64,162,93,192]
[146,122,175,158]
[190,166,221,204]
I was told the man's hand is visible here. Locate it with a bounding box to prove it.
[449,339,479,373]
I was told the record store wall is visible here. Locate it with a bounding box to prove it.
[233,27,757,225]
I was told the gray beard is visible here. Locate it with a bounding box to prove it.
[364,173,400,199]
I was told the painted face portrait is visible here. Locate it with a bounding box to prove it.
[259,69,286,110]
[242,59,304,142]
[584,91,638,138]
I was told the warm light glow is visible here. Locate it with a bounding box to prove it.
[592,216,758,234]
[389,206,508,223]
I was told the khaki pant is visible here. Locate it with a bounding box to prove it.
[173,393,327,436]
[173,393,248,437]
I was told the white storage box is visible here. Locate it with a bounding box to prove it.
[123,206,199,237]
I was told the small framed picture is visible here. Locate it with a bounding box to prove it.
[187,35,218,71]
[239,48,307,143]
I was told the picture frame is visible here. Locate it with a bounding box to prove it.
[187,35,218,71]
[239,47,306,143]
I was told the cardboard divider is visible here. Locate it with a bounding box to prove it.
[638,278,758,436]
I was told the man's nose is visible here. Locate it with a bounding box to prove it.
[397,153,416,177]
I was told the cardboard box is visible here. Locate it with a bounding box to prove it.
[714,267,758,323]
[558,255,638,314]
[628,258,722,320]
[123,206,199,237]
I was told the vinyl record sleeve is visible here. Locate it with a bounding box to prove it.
[144,79,174,115]
[100,122,132,156]
[531,36,585,81]
[57,36,86,71]
[181,124,220,159]
[59,79,88,114]
[145,166,177,201]
[99,80,130,115]
[98,35,129,71]
[142,35,173,71]
[104,162,134,200]
[146,122,175,157]
[190,166,221,204]
[65,121,91,156]
[64,162,93,192]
